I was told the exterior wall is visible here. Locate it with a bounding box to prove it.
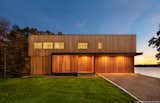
[29,35,136,56]
[29,35,136,75]
[52,55,77,73]
[30,56,51,75]
[30,55,134,74]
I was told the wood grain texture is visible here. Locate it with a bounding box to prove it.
[29,35,136,56]
[77,55,94,73]
[51,55,133,74]
[30,56,51,75]
[95,56,134,73]
[30,55,134,74]
[52,55,94,73]
[52,55,77,73]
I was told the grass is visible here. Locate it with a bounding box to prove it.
[0,77,135,103]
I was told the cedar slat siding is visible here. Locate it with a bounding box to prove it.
[52,55,77,73]
[31,56,51,75]
[29,35,136,56]
[52,55,94,73]
[95,56,134,73]
[77,55,94,73]
[29,35,136,74]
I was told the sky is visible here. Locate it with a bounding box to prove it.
[0,0,160,64]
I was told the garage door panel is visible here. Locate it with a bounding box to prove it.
[77,56,94,73]
[95,56,134,73]
[52,55,94,73]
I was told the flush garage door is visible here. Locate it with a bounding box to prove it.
[77,55,94,73]
[95,56,134,73]
[52,55,94,73]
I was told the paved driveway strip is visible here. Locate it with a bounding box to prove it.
[98,73,160,101]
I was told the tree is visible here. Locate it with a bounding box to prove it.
[0,17,10,77]
[0,17,56,77]
[0,17,10,38]
[149,26,160,60]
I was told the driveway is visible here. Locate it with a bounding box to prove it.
[99,73,160,101]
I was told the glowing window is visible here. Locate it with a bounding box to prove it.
[34,42,42,49]
[98,42,102,49]
[43,42,53,49]
[54,42,64,49]
[78,42,88,49]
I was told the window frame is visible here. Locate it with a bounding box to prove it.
[77,42,88,49]
[34,42,43,49]
[43,42,53,49]
[54,42,65,49]
[98,42,103,49]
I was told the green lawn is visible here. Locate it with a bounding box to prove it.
[0,77,135,103]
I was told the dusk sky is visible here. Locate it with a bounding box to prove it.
[1,0,160,64]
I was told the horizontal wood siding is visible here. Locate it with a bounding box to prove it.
[29,35,136,56]
[95,56,134,73]
[31,56,51,75]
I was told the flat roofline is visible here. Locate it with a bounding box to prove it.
[29,34,136,36]
[51,52,142,56]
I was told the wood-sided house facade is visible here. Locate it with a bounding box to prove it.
[29,34,141,75]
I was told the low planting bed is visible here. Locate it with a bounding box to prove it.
[0,77,135,103]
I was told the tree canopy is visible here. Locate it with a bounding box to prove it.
[149,28,160,60]
[0,17,57,77]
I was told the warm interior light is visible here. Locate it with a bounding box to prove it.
[78,42,88,49]
[34,42,42,49]
[98,42,102,49]
[116,56,124,60]
[54,42,64,49]
[43,42,53,49]
[102,56,109,59]
[79,56,89,61]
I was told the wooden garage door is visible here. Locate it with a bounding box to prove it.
[52,55,94,73]
[95,56,134,73]
[77,55,94,73]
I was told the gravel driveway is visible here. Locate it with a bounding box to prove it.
[99,73,160,101]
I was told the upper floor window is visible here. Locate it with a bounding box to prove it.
[43,42,53,49]
[78,42,88,49]
[98,42,102,49]
[54,42,64,49]
[34,42,42,49]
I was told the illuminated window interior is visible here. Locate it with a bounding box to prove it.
[98,42,102,49]
[78,42,88,49]
[34,42,42,49]
[54,42,64,49]
[43,42,53,49]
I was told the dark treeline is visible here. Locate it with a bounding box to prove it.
[0,17,61,77]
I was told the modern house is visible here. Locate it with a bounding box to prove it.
[29,34,141,75]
